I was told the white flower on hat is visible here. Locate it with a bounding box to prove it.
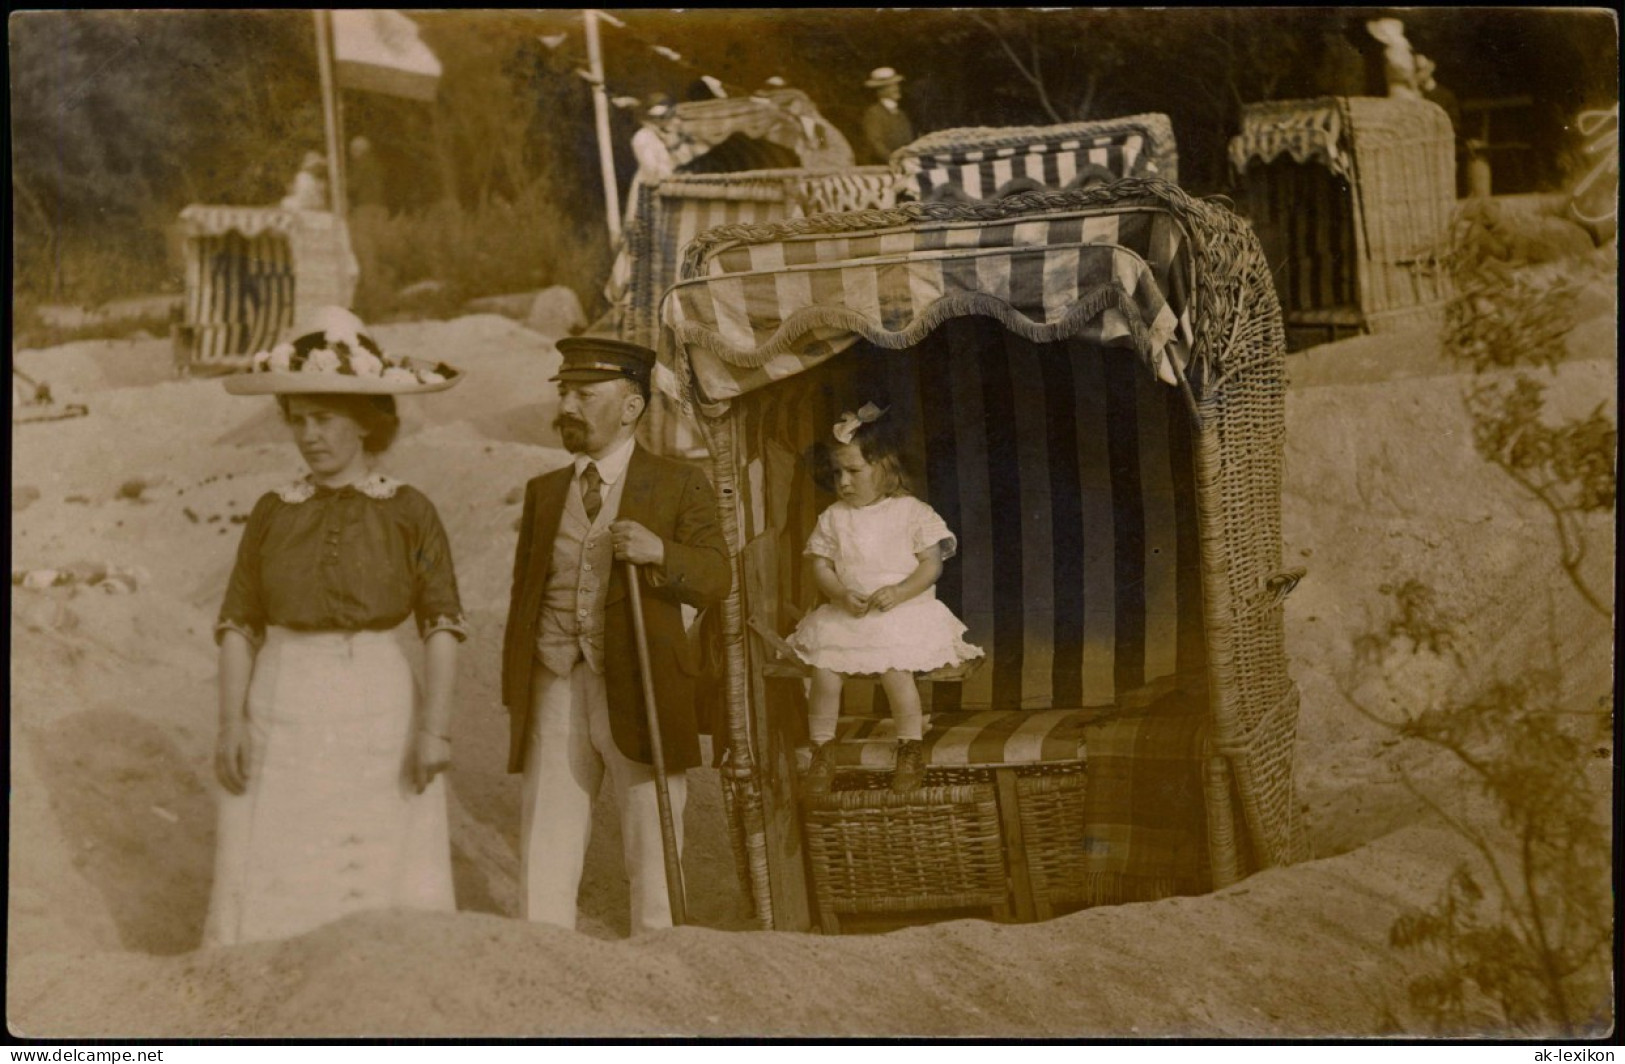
[348,349,384,377]
[305,348,341,373]
[383,367,417,384]
[267,344,294,373]
[252,350,272,370]
[324,325,363,351]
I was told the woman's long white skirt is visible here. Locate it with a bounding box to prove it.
[203,626,455,947]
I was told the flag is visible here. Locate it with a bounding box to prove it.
[331,10,441,102]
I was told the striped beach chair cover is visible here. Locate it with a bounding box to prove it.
[893,114,1178,202]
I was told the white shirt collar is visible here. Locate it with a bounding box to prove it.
[575,434,637,486]
[880,98,899,112]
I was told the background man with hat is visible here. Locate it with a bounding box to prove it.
[860,66,914,164]
[501,336,730,935]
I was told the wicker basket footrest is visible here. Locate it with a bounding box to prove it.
[803,784,1009,915]
[1014,771,1092,907]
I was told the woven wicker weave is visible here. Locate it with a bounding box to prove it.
[803,785,1009,920]
[1013,771,1090,909]
[673,178,1301,927]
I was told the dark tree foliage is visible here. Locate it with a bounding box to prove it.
[10,9,1616,307]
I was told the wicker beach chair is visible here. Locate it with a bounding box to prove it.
[171,205,356,376]
[658,178,1306,932]
[1228,96,1457,350]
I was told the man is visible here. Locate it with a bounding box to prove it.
[502,336,731,934]
[861,67,914,164]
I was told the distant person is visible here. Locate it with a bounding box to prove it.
[347,137,389,319]
[861,67,914,164]
[205,308,466,946]
[625,95,695,221]
[1367,18,1423,100]
[501,337,730,934]
[280,151,329,212]
[347,136,386,211]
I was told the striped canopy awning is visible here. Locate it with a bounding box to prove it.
[661,203,1194,405]
[674,89,854,169]
[178,205,297,239]
[894,115,1177,201]
[1228,98,1352,178]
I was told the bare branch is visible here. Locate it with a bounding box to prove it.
[969,12,1064,124]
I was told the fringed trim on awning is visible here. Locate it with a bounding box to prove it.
[1228,98,1352,178]
[672,283,1153,370]
[179,205,298,239]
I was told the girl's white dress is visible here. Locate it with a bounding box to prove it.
[787,495,984,675]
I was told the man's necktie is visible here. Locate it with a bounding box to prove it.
[580,462,602,523]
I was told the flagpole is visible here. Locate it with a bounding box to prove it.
[314,10,348,224]
[583,9,622,245]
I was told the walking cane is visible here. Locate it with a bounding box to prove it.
[625,560,688,926]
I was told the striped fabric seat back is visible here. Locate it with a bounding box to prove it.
[638,181,796,454]
[739,318,1204,714]
[183,231,296,363]
[896,117,1177,204]
[792,168,901,216]
[1243,159,1359,318]
[634,180,796,349]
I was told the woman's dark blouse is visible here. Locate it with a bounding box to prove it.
[215,475,468,646]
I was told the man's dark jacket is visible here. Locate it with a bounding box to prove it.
[502,444,731,774]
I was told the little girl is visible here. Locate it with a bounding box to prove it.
[787,403,983,794]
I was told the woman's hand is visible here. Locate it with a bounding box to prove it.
[838,587,871,617]
[215,717,252,795]
[411,731,452,794]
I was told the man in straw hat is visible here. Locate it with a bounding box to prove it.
[861,66,914,164]
[502,336,730,934]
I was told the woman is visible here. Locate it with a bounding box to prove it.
[204,308,466,947]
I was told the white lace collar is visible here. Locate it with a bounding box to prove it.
[276,473,402,503]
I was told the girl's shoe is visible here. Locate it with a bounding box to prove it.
[890,739,925,794]
[804,742,836,795]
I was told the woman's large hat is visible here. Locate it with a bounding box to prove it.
[864,66,904,89]
[222,307,462,396]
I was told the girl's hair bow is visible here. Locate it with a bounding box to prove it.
[832,402,886,445]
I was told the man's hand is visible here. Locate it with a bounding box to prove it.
[610,519,665,567]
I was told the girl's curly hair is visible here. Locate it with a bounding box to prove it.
[808,410,911,498]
